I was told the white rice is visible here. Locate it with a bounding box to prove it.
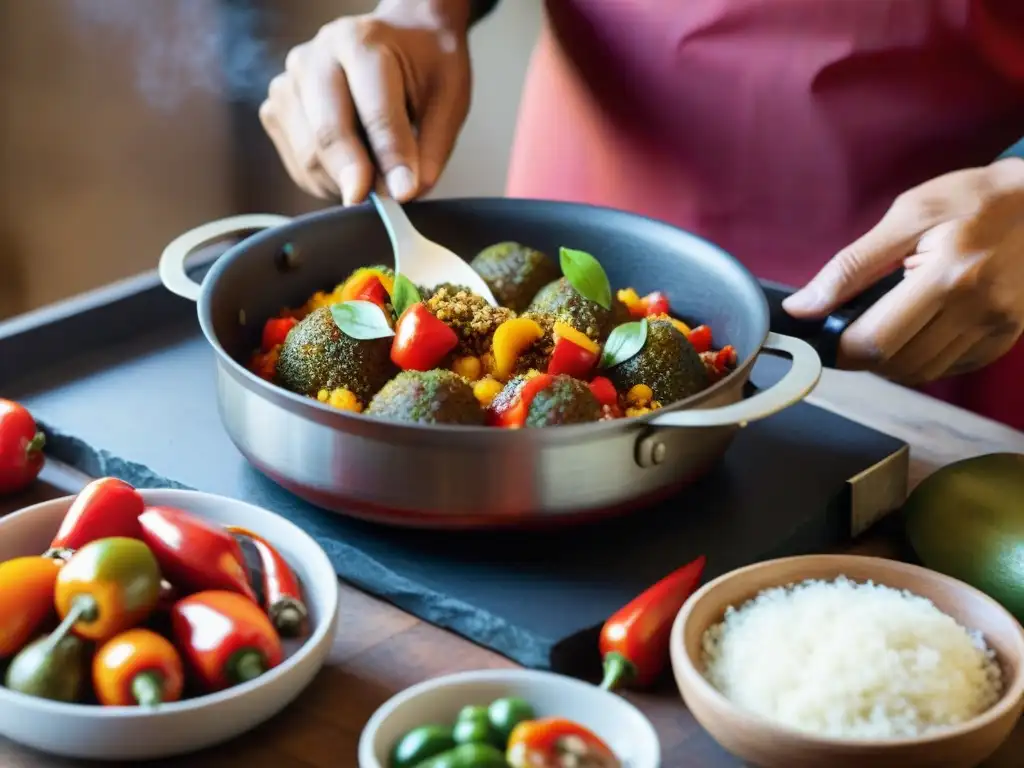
[700,576,1004,739]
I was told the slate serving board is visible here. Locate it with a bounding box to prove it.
[0,270,909,675]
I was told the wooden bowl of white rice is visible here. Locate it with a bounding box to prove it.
[670,555,1024,768]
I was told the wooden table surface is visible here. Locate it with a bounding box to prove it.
[2,368,1023,768]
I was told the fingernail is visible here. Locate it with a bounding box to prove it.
[386,166,417,201]
[339,166,364,206]
[782,287,823,314]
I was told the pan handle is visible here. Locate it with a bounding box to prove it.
[762,270,903,369]
[159,214,293,301]
[642,331,820,434]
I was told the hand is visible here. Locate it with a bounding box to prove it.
[259,0,473,205]
[783,158,1024,385]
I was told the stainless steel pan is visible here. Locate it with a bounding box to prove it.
[159,199,885,528]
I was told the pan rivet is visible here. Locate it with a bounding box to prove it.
[275,242,301,272]
[651,442,667,464]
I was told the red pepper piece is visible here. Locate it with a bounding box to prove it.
[599,554,707,691]
[0,399,46,496]
[138,506,257,602]
[713,345,738,372]
[170,590,283,692]
[390,303,459,371]
[588,376,619,408]
[642,291,670,317]
[546,337,599,379]
[352,276,391,311]
[45,477,145,560]
[687,325,713,354]
[261,317,297,352]
[225,525,309,638]
[507,718,620,768]
[490,373,554,428]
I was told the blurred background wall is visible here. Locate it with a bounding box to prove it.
[0,0,542,319]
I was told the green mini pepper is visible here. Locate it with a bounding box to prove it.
[412,743,508,768]
[390,724,455,768]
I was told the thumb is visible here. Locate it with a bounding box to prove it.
[783,214,920,318]
[416,83,469,191]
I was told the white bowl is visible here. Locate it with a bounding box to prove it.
[0,488,340,761]
[358,668,661,768]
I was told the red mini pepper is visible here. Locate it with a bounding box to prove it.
[261,316,298,352]
[45,477,145,560]
[687,325,713,354]
[0,399,45,496]
[390,303,459,371]
[138,506,257,602]
[226,525,309,638]
[507,718,621,768]
[489,373,554,428]
[171,590,284,692]
[599,554,707,691]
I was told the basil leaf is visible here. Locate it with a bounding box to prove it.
[600,318,648,368]
[391,273,421,318]
[330,300,395,340]
[559,247,612,310]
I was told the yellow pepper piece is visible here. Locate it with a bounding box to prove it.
[626,384,654,405]
[670,317,691,336]
[473,377,505,408]
[616,287,643,315]
[338,268,395,303]
[452,356,483,381]
[317,388,363,412]
[491,318,544,381]
[553,320,601,355]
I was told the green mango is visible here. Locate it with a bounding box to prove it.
[904,452,1024,621]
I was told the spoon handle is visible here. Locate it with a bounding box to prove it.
[370,190,419,274]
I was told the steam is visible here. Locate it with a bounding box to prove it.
[69,0,279,111]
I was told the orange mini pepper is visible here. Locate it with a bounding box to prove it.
[171,590,283,692]
[0,556,62,658]
[507,718,621,768]
[54,537,162,642]
[93,628,184,707]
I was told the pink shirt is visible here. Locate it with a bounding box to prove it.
[506,0,1024,431]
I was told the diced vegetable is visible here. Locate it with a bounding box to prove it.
[686,324,713,354]
[491,318,544,381]
[261,316,298,352]
[391,304,460,372]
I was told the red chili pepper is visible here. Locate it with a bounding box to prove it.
[138,506,257,602]
[390,303,459,371]
[599,554,707,691]
[44,477,145,560]
[0,399,46,496]
[507,718,620,768]
[225,525,308,638]
[352,276,391,311]
[546,337,599,379]
[489,373,554,428]
[171,590,284,692]
[588,376,619,408]
[687,325,713,354]
[642,291,670,317]
[261,316,297,352]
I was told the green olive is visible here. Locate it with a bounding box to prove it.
[487,697,536,743]
[389,724,455,768]
[412,742,508,768]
